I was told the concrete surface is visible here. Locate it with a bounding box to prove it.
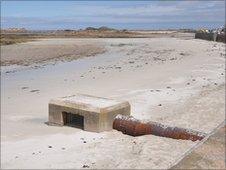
[48,94,130,132]
[171,122,225,169]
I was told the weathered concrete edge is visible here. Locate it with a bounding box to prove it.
[169,120,226,169]
[100,101,130,112]
[49,99,100,113]
[49,98,130,113]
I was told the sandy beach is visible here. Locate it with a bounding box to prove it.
[1,36,225,169]
[1,39,106,66]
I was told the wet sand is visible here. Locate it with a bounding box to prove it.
[1,38,105,66]
[1,37,225,169]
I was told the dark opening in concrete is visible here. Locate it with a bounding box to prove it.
[62,112,84,129]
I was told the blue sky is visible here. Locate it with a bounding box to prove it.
[1,1,225,30]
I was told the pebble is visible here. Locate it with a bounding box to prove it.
[30,89,40,93]
[82,165,89,168]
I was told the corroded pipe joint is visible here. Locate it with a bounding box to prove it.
[113,114,206,141]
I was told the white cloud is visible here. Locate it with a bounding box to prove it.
[2,1,225,29]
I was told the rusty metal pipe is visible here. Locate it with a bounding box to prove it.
[113,114,206,141]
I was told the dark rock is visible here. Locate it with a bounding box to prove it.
[82,164,89,168]
[30,89,40,93]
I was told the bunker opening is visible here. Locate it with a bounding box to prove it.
[62,112,84,129]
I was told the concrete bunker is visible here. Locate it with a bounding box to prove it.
[48,94,131,132]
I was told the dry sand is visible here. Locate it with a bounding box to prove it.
[1,37,225,169]
[171,123,225,169]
